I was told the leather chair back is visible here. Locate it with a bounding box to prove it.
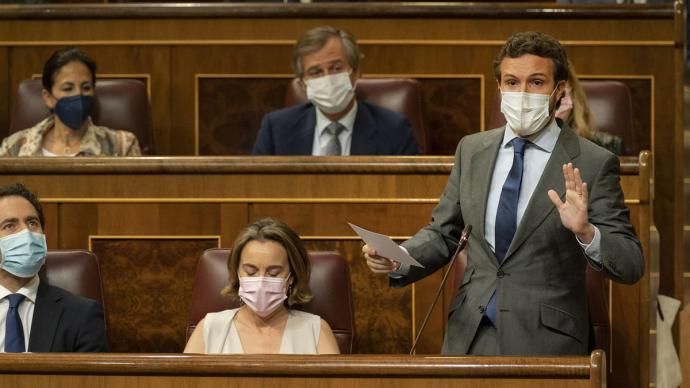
[38,249,107,335]
[285,78,426,153]
[10,78,154,154]
[449,253,610,359]
[187,248,355,354]
[489,80,637,155]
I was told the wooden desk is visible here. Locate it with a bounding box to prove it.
[0,154,650,387]
[0,351,606,388]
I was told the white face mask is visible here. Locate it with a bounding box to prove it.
[305,72,355,115]
[500,87,558,137]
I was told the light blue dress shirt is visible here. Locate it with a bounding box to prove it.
[393,119,601,277]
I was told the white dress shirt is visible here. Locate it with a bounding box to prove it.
[0,276,39,352]
[393,119,601,276]
[485,120,601,262]
[311,102,357,156]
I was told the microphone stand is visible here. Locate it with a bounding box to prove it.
[409,225,472,355]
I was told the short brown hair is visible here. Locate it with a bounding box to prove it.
[222,218,312,306]
[493,31,569,84]
[291,25,362,78]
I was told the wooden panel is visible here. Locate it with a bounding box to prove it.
[421,78,481,155]
[58,204,98,249]
[91,238,219,353]
[677,298,690,388]
[174,45,293,155]
[197,77,288,156]
[42,203,58,249]
[305,239,411,354]
[0,352,605,388]
[250,203,434,236]
[96,204,221,235]
[0,47,8,142]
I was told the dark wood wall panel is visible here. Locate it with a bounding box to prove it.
[174,45,293,155]
[91,238,219,353]
[198,78,288,156]
[305,240,412,354]
[421,78,482,155]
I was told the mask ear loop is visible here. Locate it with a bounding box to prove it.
[237,272,245,306]
[286,274,294,307]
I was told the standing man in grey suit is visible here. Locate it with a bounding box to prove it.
[363,31,644,356]
[0,183,108,352]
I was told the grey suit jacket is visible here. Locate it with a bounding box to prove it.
[395,125,644,356]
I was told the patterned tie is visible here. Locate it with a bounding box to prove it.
[486,137,528,326]
[324,122,345,156]
[5,294,26,352]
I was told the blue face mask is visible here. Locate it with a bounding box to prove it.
[0,229,47,278]
[54,95,94,130]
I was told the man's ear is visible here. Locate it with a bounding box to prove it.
[41,89,55,110]
[350,69,360,86]
[298,77,308,93]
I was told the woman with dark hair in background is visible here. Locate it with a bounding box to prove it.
[0,48,141,156]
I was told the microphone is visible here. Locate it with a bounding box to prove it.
[409,224,472,355]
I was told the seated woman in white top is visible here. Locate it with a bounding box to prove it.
[184,218,340,354]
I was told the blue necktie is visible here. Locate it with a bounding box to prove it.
[486,138,528,326]
[5,294,25,352]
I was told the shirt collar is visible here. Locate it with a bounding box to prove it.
[0,275,40,304]
[502,118,561,153]
[315,101,358,137]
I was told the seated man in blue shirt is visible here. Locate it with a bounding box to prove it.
[252,25,421,156]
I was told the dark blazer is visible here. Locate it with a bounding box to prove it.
[252,102,420,155]
[395,125,644,356]
[28,282,109,352]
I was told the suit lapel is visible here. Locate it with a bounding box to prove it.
[503,127,581,262]
[28,282,63,352]
[350,102,376,155]
[470,129,503,257]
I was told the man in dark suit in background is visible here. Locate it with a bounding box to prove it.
[252,25,420,156]
[364,31,644,356]
[0,183,108,352]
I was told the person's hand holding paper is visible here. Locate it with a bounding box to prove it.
[349,223,423,274]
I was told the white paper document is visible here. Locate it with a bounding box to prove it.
[348,223,424,268]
